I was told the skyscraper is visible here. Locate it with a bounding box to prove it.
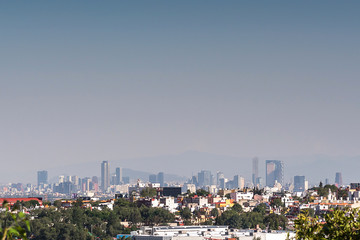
[216,171,224,187]
[294,175,305,192]
[233,175,245,189]
[266,160,284,187]
[198,170,211,187]
[101,161,110,192]
[115,167,122,185]
[37,170,48,186]
[335,172,343,186]
[252,157,259,186]
[149,174,157,183]
[157,172,164,187]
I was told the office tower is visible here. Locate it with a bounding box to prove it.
[122,176,130,184]
[325,178,329,185]
[335,172,343,186]
[219,178,226,189]
[157,172,164,187]
[37,170,48,186]
[191,176,198,187]
[198,170,211,187]
[266,160,284,187]
[149,174,157,183]
[217,171,224,186]
[101,161,110,192]
[233,175,245,189]
[92,176,99,192]
[59,175,65,183]
[115,167,122,185]
[294,176,306,192]
[256,177,263,188]
[71,176,79,186]
[252,157,259,186]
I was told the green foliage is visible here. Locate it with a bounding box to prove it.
[271,198,284,208]
[231,203,243,213]
[140,187,157,198]
[294,208,360,239]
[215,205,285,230]
[311,184,338,197]
[196,189,210,197]
[264,213,287,230]
[53,200,62,208]
[180,207,192,220]
[0,203,30,240]
[210,208,219,217]
[22,200,40,209]
[189,189,210,197]
[21,198,175,239]
[253,203,267,215]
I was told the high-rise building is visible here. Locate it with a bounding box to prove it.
[157,172,164,187]
[37,170,48,186]
[335,172,343,186]
[219,178,226,189]
[198,170,211,187]
[233,175,245,189]
[216,171,224,187]
[252,157,259,186]
[122,176,130,184]
[101,161,110,192]
[294,176,305,192]
[115,167,122,185]
[149,174,157,183]
[266,160,284,187]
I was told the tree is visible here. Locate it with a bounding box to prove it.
[231,203,243,213]
[140,188,157,198]
[271,198,284,208]
[180,207,192,221]
[195,189,210,197]
[0,203,30,240]
[264,213,287,230]
[210,208,219,217]
[22,200,40,209]
[253,203,267,215]
[294,208,360,239]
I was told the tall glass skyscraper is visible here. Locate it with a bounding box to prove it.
[335,172,343,186]
[157,172,164,187]
[115,167,122,185]
[101,161,110,192]
[252,157,259,186]
[37,170,48,186]
[266,160,284,187]
[294,175,305,192]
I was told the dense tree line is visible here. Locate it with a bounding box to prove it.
[295,208,360,239]
[1,198,175,240]
[215,203,287,230]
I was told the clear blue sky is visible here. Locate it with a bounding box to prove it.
[1,1,360,182]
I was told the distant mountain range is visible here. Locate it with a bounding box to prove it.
[2,151,360,186]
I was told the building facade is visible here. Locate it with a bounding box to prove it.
[266,160,284,187]
[37,170,48,186]
[101,161,110,192]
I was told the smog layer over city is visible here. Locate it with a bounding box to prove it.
[1,1,360,240]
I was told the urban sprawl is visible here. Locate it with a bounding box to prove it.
[1,159,358,240]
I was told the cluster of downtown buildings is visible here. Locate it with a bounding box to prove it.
[0,159,356,240]
[0,158,345,201]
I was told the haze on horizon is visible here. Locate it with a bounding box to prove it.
[1,1,360,183]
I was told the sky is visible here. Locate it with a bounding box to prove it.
[1,1,360,183]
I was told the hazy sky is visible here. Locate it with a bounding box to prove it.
[1,1,360,181]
